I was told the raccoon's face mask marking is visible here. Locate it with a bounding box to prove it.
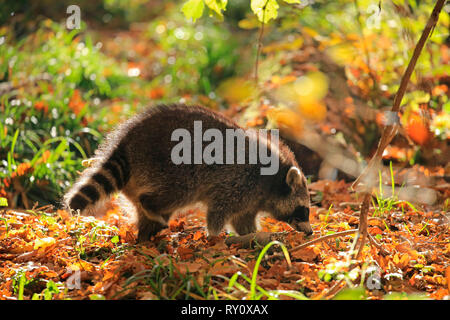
[287,206,312,236]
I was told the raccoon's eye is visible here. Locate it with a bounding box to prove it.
[292,206,309,222]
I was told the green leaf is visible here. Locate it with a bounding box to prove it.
[111,235,119,244]
[251,0,279,23]
[250,240,291,299]
[443,101,450,114]
[283,0,300,3]
[89,294,106,300]
[0,197,8,207]
[333,287,367,300]
[205,0,227,16]
[17,273,26,300]
[383,292,429,300]
[182,0,205,22]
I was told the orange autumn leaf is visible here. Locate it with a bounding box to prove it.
[149,87,165,99]
[270,75,297,87]
[246,117,264,127]
[298,100,327,122]
[34,100,49,113]
[68,260,95,272]
[68,89,86,115]
[393,253,411,269]
[177,246,194,260]
[111,104,122,113]
[193,230,204,241]
[406,116,430,145]
[368,226,383,235]
[432,84,448,96]
[291,247,319,262]
[2,178,10,188]
[57,209,71,221]
[12,162,32,177]
[41,150,51,163]
[266,108,304,136]
[430,288,449,300]
[169,217,186,232]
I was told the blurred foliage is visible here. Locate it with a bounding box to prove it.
[0,21,134,207]
[0,0,448,208]
[0,0,165,36]
[247,0,449,161]
[146,4,240,95]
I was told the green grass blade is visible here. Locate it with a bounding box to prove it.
[250,240,291,300]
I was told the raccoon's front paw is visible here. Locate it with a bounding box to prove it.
[230,213,257,236]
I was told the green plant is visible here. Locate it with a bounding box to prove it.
[0,197,7,206]
[226,240,308,300]
[318,260,360,284]
[333,286,367,300]
[147,7,240,95]
[12,270,34,300]
[383,292,430,300]
[181,0,301,23]
[31,280,64,300]
[0,21,135,207]
[120,254,212,300]
[372,162,416,217]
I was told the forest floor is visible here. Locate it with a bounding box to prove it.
[1,176,448,300]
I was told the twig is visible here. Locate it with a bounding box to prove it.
[354,193,371,260]
[289,229,358,253]
[350,0,446,261]
[323,279,346,300]
[352,0,446,191]
[225,231,287,248]
[367,234,389,256]
[227,229,358,256]
[391,0,445,114]
[268,229,358,259]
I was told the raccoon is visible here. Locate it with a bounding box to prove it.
[63,104,312,242]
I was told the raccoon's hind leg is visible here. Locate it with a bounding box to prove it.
[230,212,257,235]
[206,202,229,237]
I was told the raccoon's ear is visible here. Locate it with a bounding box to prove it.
[286,166,302,189]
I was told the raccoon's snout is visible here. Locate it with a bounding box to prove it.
[291,220,313,236]
[288,206,313,236]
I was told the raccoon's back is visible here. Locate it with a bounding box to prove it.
[63,104,238,213]
[102,103,298,190]
[99,104,243,179]
[64,103,298,213]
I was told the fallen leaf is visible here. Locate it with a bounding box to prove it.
[176,262,203,274]
[291,247,320,262]
[177,246,194,260]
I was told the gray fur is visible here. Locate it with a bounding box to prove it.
[63,104,312,242]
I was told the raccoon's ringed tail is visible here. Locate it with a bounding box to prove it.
[64,147,130,214]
